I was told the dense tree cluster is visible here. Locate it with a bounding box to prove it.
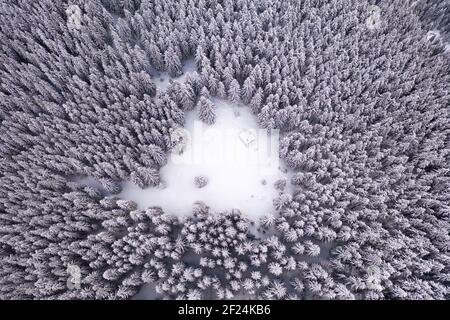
[0,0,449,299]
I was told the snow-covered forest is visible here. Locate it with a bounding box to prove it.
[0,0,449,300]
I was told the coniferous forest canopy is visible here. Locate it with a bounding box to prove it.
[0,0,449,300]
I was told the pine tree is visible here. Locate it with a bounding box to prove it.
[194,175,208,188]
[148,144,167,166]
[197,96,216,125]
[164,46,183,77]
[228,79,241,104]
[241,76,256,104]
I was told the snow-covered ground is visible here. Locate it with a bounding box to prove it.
[132,283,161,300]
[72,176,109,194]
[150,58,197,91]
[118,99,293,220]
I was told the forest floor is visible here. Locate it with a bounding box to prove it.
[150,58,197,91]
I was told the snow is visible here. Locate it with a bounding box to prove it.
[132,283,161,300]
[150,58,197,91]
[72,176,110,195]
[118,99,293,220]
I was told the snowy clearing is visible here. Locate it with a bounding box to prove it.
[118,99,293,219]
